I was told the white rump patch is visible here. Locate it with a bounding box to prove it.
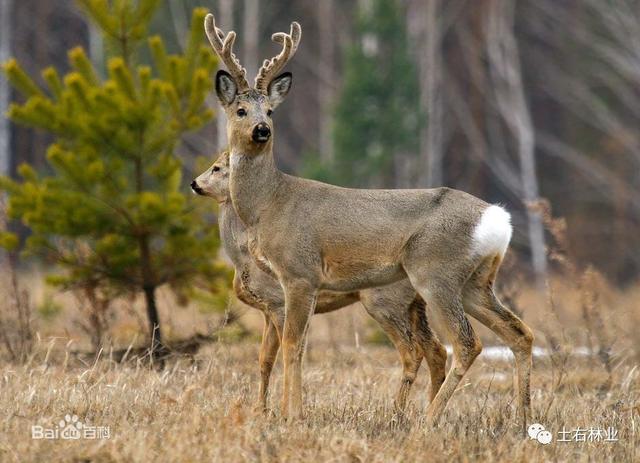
[471,205,512,257]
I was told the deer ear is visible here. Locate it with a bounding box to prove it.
[216,70,238,106]
[267,72,292,108]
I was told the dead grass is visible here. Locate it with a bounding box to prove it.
[0,337,638,462]
[1,197,638,461]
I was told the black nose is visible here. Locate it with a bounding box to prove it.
[252,123,271,143]
[191,180,203,195]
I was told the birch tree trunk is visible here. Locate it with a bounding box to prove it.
[0,0,12,177]
[486,0,547,285]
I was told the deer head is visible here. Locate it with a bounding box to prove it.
[191,150,230,201]
[204,14,301,156]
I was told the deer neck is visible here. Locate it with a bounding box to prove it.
[228,147,284,226]
[218,199,251,269]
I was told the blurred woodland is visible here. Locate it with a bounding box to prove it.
[1,0,639,288]
[0,6,638,460]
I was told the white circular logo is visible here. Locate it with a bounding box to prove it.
[537,430,553,445]
[528,423,545,439]
[527,423,553,445]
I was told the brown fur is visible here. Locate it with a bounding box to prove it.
[204,13,534,433]
[193,152,447,411]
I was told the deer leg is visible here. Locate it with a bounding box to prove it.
[410,279,482,426]
[411,300,447,402]
[361,294,446,410]
[463,265,534,434]
[281,280,316,419]
[424,341,447,403]
[363,318,419,409]
[395,345,422,411]
[360,299,423,411]
[257,313,281,412]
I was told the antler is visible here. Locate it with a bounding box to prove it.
[204,13,251,93]
[254,22,302,93]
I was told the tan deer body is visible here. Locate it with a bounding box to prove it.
[193,152,447,411]
[203,13,534,432]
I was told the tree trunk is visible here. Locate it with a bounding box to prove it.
[139,233,163,361]
[317,0,335,164]
[242,0,259,79]
[134,156,163,359]
[419,0,444,187]
[0,0,12,177]
[216,0,233,151]
[486,0,547,286]
[143,284,162,350]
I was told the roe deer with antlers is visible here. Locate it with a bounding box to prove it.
[192,151,447,411]
[203,13,534,431]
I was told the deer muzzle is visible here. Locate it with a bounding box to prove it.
[191,180,204,195]
[252,123,271,143]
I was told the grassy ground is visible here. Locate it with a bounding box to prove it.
[1,259,639,462]
[0,339,637,462]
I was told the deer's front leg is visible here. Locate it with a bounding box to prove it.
[257,313,281,412]
[281,280,316,419]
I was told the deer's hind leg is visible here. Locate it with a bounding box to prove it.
[462,255,534,434]
[361,292,446,411]
[409,297,447,402]
[394,339,423,412]
[404,258,483,426]
[360,300,421,411]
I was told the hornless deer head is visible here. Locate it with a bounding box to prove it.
[191,150,230,202]
[204,14,301,156]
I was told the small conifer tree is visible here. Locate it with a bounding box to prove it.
[306,0,422,187]
[0,0,226,354]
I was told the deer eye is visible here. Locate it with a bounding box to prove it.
[267,109,273,117]
[237,108,247,117]
[212,166,220,173]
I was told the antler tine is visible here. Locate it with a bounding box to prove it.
[272,22,301,52]
[204,13,250,92]
[255,22,302,92]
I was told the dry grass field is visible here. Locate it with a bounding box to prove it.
[0,340,638,462]
[1,273,639,462]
